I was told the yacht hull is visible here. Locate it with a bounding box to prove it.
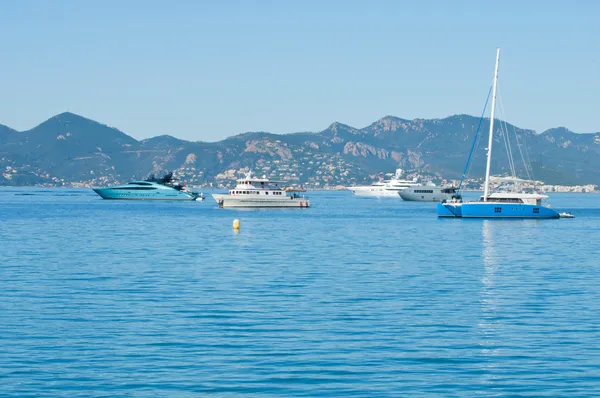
[212,194,310,208]
[93,188,196,200]
[346,187,403,197]
[399,189,454,202]
[437,202,560,219]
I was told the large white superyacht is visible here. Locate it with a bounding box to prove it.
[346,169,419,197]
[212,171,310,208]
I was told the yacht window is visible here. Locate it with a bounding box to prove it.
[113,187,157,190]
[494,207,502,213]
[533,208,540,214]
[266,192,269,195]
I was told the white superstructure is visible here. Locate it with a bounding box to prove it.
[346,169,419,197]
[212,171,310,208]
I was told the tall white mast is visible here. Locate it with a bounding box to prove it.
[483,48,500,201]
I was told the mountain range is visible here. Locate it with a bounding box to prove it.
[1,112,599,187]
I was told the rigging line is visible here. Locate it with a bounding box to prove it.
[504,122,517,178]
[498,91,533,181]
[522,133,535,180]
[514,133,525,178]
[502,117,517,178]
[515,132,533,181]
[457,84,493,196]
[496,86,517,179]
[463,117,484,184]
[499,115,516,178]
[463,84,493,188]
[514,131,532,181]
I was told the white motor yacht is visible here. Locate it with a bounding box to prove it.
[346,169,419,197]
[212,171,310,208]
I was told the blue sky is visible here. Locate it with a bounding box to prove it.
[0,0,598,141]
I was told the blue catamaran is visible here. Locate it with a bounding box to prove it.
[437,49,560,219]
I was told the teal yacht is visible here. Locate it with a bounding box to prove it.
[93,173,203,201]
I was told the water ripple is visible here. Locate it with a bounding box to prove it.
[0,189,599,396]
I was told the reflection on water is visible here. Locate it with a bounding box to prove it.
[478,220,501,383]
[481,220,498,289]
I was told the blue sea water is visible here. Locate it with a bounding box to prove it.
[1,188,599,397]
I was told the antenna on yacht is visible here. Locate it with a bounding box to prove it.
[483,48,500,202]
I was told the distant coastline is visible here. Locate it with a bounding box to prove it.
[1,185,598,193]
[2,112,599,189]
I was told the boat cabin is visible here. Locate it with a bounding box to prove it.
[228,172,290,197]
[479,192,546,206]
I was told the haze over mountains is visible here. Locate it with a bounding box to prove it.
[1,112,599,187]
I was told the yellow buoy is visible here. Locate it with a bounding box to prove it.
[233,219,240,230]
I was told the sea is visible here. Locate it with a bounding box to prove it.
[1,188,599,397]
